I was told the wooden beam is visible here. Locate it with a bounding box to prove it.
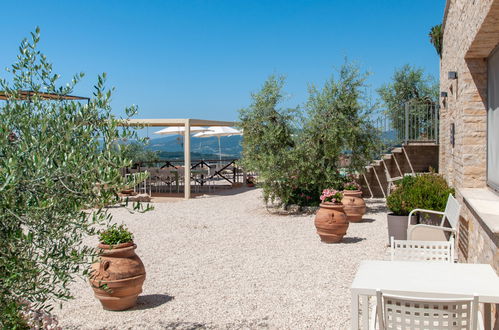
[122,118,237,127]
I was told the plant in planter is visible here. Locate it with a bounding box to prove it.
[386,174,454,241]
[89,224,146,311]
[341,180,366,223]
[314,189,349,243]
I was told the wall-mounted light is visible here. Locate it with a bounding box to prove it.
[448,71,458,80]
[441,91,448,97]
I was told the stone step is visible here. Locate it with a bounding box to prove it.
[391,147,403,153]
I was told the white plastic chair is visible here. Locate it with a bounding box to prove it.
[370,290,483,330]
[407,194,461,241]
[390,237,454,263]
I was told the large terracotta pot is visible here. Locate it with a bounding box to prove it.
[341,190,366,223]
[89,242,146,311]
[314,202,349,243]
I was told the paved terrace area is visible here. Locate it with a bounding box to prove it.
[55,188,388,329]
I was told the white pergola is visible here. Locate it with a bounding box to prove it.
[123,118,237,199]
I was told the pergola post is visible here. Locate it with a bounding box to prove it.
[184,119,191,199]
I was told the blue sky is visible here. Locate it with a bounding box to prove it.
[0,0,445,127]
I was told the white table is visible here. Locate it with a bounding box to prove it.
[350,260,499,330]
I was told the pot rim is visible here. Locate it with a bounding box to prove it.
[320,202,344,209]
[98,242,135,250]
[387,213,416,217]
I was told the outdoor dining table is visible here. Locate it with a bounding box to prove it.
[350,260,499,330]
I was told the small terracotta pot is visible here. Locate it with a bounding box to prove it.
[121,189,134,195]
[341,190,367,223]
[314,202,349,243]
[89,242,146,311]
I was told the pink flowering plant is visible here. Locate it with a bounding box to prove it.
[343,181,361,191]
[319,189,343,204]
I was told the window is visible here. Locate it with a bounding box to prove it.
[487,47,499,190]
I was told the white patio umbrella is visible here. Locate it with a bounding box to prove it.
[154,126,210,148]
[154,126,209,135]
[193,126,242,161]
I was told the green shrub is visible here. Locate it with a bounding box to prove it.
[386,174,454,216]
[99,224,134,245]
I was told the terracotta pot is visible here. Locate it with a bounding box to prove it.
[314,202,349,243]
[121,189,134,195]
[89,242,146,311]
[341,190,366,223]
[246,183,255,187]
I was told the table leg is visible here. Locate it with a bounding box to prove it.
[362,295,369,329]
[484,303,491,330]
[351,291,359,330]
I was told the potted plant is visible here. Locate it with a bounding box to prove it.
[246,175,256,187]
[341,180,366,223]
[314,189,348,243]
[386,174,454,242]
[89,224,146,311]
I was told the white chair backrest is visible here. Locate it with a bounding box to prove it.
[390,237,454,263]
[443,194,461,230]
[376,290,479,330]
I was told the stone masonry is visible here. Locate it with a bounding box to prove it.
[440,1,499,323]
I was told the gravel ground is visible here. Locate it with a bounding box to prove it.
[54,188,388,329]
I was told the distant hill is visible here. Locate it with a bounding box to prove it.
[145,135,242,160]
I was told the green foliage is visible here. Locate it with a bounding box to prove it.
[239,62,379,207]
[1,301,29,330]
[429,24,443,58]
[377,64,439,137]
[99,224,134,245]
[386,174,454,216]
[121,141,160,164]
[0,29,149,326]
[239,74,299,205]
[343,181,361,191]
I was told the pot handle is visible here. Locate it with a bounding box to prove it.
[99,260,111,279]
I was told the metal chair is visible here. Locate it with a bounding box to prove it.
[407,194,461,241]
[371,290,483,330]
[390,237,454,263]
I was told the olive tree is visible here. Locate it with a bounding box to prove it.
[377,64,439,140]
[238,75,298,205]
[239,63,379,207]
[295,61,379,201]
[0,29,146,327]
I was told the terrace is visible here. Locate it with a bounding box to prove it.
[3,1,499,329]
[54,189,389,329]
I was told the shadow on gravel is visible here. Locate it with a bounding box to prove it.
[342,237,366,244]
[360,218,376,223]
[159,321,210,329]
[366,204,388,214]
[132,294,175,310]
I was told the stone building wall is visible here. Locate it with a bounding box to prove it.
[439,0,490,189]
[440,0,499,278]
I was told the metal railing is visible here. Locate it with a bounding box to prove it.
[373,101,439,157]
